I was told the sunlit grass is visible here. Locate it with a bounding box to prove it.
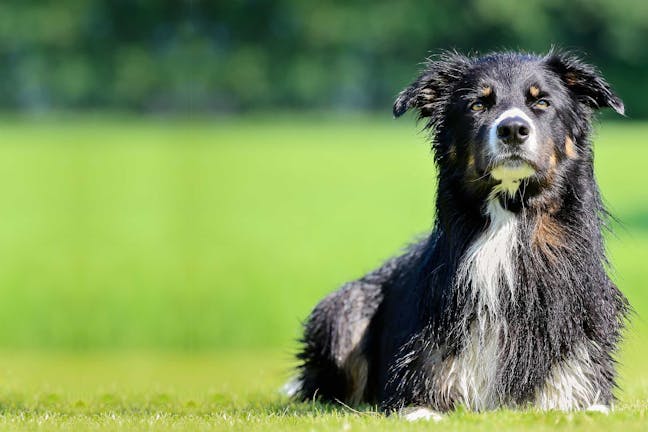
[0,349,643,430]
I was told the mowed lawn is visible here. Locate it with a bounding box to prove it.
[0,115,644,430]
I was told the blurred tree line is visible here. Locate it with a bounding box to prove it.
[2,0,648,116]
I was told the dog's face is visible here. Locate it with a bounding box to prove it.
[394,51,624,208]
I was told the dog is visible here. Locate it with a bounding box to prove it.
[291,50,629,420]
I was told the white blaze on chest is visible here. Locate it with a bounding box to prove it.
[447,200,519,410]
[461,200,518,313]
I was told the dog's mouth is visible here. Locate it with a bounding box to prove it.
[487,155,537,200]
[489,155,537,182]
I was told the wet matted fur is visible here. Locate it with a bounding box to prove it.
[292,50,629,415]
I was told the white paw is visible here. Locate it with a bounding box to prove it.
[400,407,444,422]
[586,404,610,415]
[280,376,302,397]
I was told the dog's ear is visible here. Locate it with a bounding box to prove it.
[393,52,471,119]
[544,51,624,116]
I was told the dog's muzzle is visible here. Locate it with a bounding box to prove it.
[488,108,538,179]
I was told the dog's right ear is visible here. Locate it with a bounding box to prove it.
[544,50,625,116]
[393,52,471,119]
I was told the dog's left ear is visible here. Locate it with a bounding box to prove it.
[545,52,625,116]
[393,52,471,119]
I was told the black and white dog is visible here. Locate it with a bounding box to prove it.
[292,50,629,419]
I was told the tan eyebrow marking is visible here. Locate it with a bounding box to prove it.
[480,86,492,97]
[530,85,540,97]
[565,136,578,158]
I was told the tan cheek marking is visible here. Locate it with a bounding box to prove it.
[549,152,557,167]
[467,153,475,167]
[481,86,492,97]
[547,138,557,167]
[533,213,563,262]
[565,136,578,159]
[448,144,457,162]
[464,152,478,182]
[530,86,540,97]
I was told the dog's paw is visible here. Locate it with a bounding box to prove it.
[279,376,302,397]
[400,407,444,422]
[586,404,610,415]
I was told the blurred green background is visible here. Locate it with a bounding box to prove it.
[2,1,648,116]
[0,0,643,351]
[0,2,645,426]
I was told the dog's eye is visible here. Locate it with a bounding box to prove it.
[533,99,550,110]
[470,102,485,112]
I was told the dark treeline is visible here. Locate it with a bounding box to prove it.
[3,1,648,116]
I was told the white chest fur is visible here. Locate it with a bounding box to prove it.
[440,200,518,410]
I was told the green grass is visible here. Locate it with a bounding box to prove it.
[0,114,644,429]
[0,349,643,431]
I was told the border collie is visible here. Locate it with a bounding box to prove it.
[292,50,629,419]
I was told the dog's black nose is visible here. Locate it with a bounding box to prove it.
[496,117,530,145]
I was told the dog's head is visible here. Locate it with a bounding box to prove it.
[394,50,623,209]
